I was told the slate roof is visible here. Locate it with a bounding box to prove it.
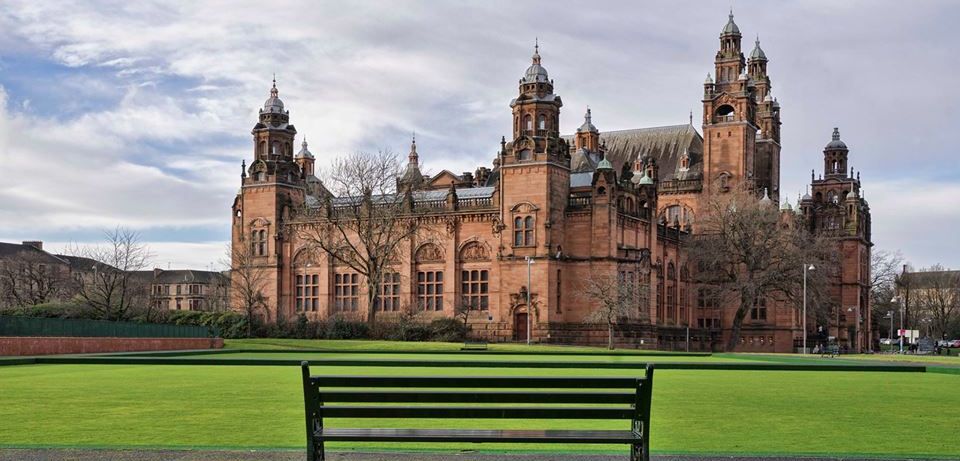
[321,186,495,208]
[131,269,228,285]
[0,242,67,265]
[899,270,960,288]
[562,124,703,181]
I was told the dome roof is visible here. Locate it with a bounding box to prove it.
[577,108,598,133]
[632,170,654,185]
[749,38,767,60]
[722,12,740,36]
[296,138,313,159]
[522,42,550,83]
[780,197,793,211]
[825,127,848,150]
[597,157,614,170]
[263,79,284,113]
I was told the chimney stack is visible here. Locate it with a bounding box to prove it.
[22,241,43,251]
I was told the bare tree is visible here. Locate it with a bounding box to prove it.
[910,265,960,339]
[292,150,429,325]
[688,186,836,351]
[869,249,904,339]
[226,242,269,337]
[68,227,152,321]
[0,251,73,308]
[580,270,646,350]
[202,272,231,313]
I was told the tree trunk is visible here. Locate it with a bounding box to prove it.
[725,292,753,351]
[608,322,615,350]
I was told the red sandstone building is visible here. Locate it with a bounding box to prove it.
[231,13,872,352]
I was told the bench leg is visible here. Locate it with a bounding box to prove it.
[307,438,324,461]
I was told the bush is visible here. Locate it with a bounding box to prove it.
[428,318,470,342]
[324,317,370,339]
[1,301,94,319]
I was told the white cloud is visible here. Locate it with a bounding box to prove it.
[0,0,958,268]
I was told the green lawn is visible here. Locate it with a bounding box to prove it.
[1,360,958,457]
[222,338,707,354]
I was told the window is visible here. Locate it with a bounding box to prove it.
[524,115,533,131]
[189,299,202,310]
[751,296,768,321]
[667,262,676,281]
[417,271,444,311]
[253,230,268,256]
[334,273,359,312]
[513,216,534,246]
[538,114,546,130]
[519,149,532,161]
[375,272,401,312]
[176,285,182,295]
[296,274,320,312]
[461,269,489,310]
[175,298,182,310]
[698,287,718,308]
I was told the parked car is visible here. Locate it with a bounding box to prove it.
[937,340,951,348]
[949,339,960,348]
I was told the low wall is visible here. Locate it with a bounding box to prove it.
[0,336,223,356]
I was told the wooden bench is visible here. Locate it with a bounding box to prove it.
[460,340,488,351]
[300,362,654,461]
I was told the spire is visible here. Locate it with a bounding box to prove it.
[408,132,419,165]
[532,38,541,65]
[577,107,598,133]
[722,9,740,35]
[689,110,693,125]
[271,74,278,98]
[749,36,767,61]
[296,137,314,159]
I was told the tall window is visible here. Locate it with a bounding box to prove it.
[417,271,444,311]
[524,115,532,131]
[538,114,546,130]
[751,296,768,321]
[461,269,489,310]
[334,273,359,312]
[253,230,267,256]
[296,274,320,312]
[513,216,534,246]
[375,272,401,312]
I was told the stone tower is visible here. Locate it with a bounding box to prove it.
[231,79,306,322]
[701,11,759,194]
[798,128,872,352]
[747,37,782,202]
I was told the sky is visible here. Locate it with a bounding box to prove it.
[0,0,958,271]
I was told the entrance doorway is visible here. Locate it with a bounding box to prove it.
[514,312,528,342]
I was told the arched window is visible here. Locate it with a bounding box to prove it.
[259,141,267,158]
[272,141,280,156]
[519,149,532,161]
[715,105,735,122]
[538,114,546,130]
[667,262,676,281]
[524,115,533,131]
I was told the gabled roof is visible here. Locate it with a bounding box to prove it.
[899,270,960,288]
[562,124,703,181]
[0,242,67,265]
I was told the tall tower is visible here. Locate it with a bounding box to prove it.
[798,128,872,353]
[231,79,306,322]
[748,37,782,201]
[701,11,759,194]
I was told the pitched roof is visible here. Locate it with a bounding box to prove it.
[0,242,67,265]
[563,124,703,181]
[131,269,229,284]
[900,270,960,288]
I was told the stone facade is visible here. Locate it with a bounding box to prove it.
[231,13,872,352]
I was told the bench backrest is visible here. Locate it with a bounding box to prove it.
[301,361,654,435]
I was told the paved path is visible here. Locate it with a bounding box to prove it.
[0,449,939,461]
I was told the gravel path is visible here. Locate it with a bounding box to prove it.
[0,449,940,461]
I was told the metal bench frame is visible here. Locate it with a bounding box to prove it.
[301,361,654,461]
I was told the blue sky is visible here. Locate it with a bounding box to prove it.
[0,0,958,270]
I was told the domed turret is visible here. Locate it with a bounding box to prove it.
[295,137,314,159]
[263,77,284,113]
[577,108,598,133]
[749,38,767,61]
[825,127,847,150]
[722,11,740,36]
[522,41,549,84]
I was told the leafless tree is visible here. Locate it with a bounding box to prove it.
[202,272,231,313]
[579,269,646,350]
[0,251,73,308]
[68,227,152,321]
[225,242,269,337]
[292,150,429,325]
[909,265,959,339]
[869,249,904,337]
[688,186,836,351]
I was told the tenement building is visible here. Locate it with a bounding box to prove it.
[231,13,872,352]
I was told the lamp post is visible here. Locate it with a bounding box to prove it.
[891,295,903,353]
[847,306,860,353]
[886,310,894,351]
[525,256,534,346]
[802,264,815,354]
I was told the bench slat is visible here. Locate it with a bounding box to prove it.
[320,390,636,404]
[320,405,634,419]
[310,375,642,388]
[319,428,641,443]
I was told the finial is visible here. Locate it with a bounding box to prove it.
[270,74,278,97]
[832,127,840,141]
[532,38,541,65]
[585,107,592,122]
[241,159,246,178]
[689,110,693,125]
[756,34,760,46]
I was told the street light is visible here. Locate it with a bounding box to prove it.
[802,264,815,354]
[847,306,860,353]
[891,295,903,353]
[525,256,534,346]
[886,310,894,351]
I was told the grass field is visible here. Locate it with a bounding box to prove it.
[2,340,959,458]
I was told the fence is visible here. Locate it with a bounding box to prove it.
[0,316,216,338]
